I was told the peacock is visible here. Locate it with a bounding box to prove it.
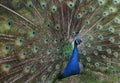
[0,0,120,83]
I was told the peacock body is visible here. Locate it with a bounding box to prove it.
[0,0,120,83]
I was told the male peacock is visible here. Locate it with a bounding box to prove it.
[0,0,120,83]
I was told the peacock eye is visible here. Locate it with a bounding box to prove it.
[42,4,45,8]
[106,62,111,67]
[31,67,36,73]
[77,0,83,3]
[72,31,76,36]
[67,2,75,9]
[101,55,106,59]
[35,47,38,50]
[63,32,67,35]
[52,73,56,78]
[109,37,115,43]
[5,64,10,68]
[86,57,91,62]
[114,18,119,23]
[56,47,60,52]
[98,35,104,40]
[33,45,39,53]
[77,14,80,19]
[90,7,92,11]
[55,64,60,70]
[109,8,113,12]
[46,39,48,42]
[97,26,100,29]
[8,21,12,26]
[109,7,117,13]
[47,24,50,27]
[19,38,24,43]
[5,46,9,50]
[26,66,30,70]
[45,38,48,43]
[82,50,87,56]
[32,31,36,35]
[41,2,47,9]
[23,52,27,56]
[93,51,98,56]
[77,13,82,19]
[98,0,104,5]
[41,75,46,81]
[47,66,52,72]
[109,27,115,33]
[1,64,11,73]
[103,11,109,17]
[87,35,94,41]
[29,30,37,38]
[106,49,112,54]
[3,64,11,71]
[55,39,58,42]
[113,0,119,4]
[57,47,60,50]
[89,6,95,12]
[51,6,57,13]
[20,40,22,43]
[5,45,10,50]
[28,30,37,38]
[55,24,60,30]
[99,1,103,5]
[95,62,99,67]
[15,37,24,46]
[103,12,107,16]
[70,4,72,7]
[86,43,91,48]
[46,23,51,28]
[97,46,103,51]
[113,52,119,58]
[54,39,59,43]
[85,20,89,25]
[82,10,87,14]
[47,49,51,55]
[96,25,103,30]
[28,4,33,8]
[24,66,31,73]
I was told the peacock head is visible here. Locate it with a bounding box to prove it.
[74,37,82,45]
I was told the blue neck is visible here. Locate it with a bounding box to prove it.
[61,44,80,78]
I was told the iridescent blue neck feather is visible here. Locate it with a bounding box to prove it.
[60,38,82,78]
